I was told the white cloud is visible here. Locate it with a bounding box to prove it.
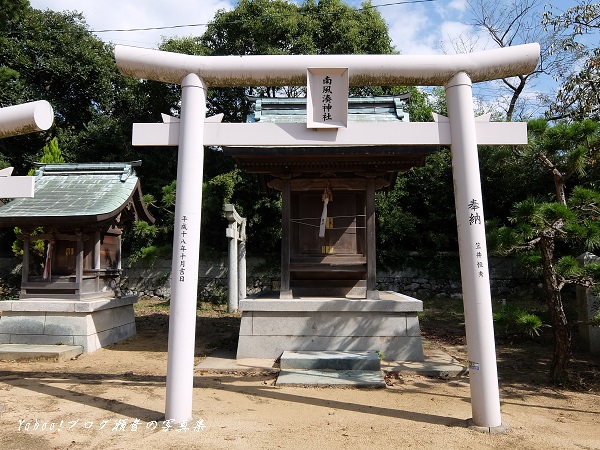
[383,3,438,54]
[381,0,481,55]
[29,0,232,47]
[437,20,491,54]
[448,0,468,12]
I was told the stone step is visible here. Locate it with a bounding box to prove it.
[0,344,83,362]
[280,350,381,371]
[276,369,385,388]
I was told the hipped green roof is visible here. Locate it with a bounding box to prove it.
[248,95,411,124]
[0,162,154,226]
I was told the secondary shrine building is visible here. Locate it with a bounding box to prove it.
[0,162,153,351]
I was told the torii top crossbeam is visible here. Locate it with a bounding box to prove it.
[115,43,540,87]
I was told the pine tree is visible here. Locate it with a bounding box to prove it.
[489,119,600,382]
[26,137,64,176]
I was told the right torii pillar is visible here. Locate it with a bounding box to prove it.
[446,72,501,429]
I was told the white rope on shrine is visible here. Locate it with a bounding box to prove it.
[292,213,366,230]
[291,220,366,230]
[318,196,329,237]
[318,186,331,237]
[292,214,367,221]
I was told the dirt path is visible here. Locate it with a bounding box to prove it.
[1,325,599,450]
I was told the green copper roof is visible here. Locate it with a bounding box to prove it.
[248,95,411,124]
[0,162,153,226]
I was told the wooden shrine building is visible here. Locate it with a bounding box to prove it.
[225,96,436,299]
[0,162,154,352]
[225,96,438,360]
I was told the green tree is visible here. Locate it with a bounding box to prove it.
[12,137,66,261]
[0,0,28,29]
[455,0,579,121]
[0,8,116,127]
[489,119,600,382]
[0,7,116,172]
[543,2,600,121]
[0,0,29,88]
[26,137,64,175]
[377,150,457,260]
[0,5,183,208]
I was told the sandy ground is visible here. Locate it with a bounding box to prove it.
[1,327,599,450]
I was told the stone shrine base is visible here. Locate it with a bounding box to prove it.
[236,291,424,361]
[0,295,137,352]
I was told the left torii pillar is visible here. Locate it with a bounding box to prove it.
[0,100,54,198]
[164,74,206,423]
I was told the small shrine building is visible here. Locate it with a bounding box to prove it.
[0,162,153,351]
[225,96,438,360]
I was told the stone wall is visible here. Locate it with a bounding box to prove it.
[377,257,543,299]
[118,255,541,301]
[0,255,542,301]
[119,256,282,302]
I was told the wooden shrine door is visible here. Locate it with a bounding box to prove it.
[288,189,367,297]
[295,192,365,256]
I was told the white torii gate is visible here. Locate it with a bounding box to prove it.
[115,43,540,429]
[0,100,54,198]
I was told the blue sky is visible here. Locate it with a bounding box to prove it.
[27,0,552,53]
[27,0,592,118]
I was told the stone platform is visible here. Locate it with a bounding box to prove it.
[236,291,424,361]
[0,344,83,361]
[196,345,466,378]
[0,295,137,352]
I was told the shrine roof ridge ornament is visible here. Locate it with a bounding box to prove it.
[115,43,540,87]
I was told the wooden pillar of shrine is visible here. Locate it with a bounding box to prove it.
[280,178,292,299]
[94,230,101,270]
[75,233,84,295]
[366,177,378,299]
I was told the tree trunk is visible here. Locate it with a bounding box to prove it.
[504,75,526,122]
[539,234,572,383]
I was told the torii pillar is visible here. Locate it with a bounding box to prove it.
[446,72,502,428]
[164,74,207,422]
[115,43,540,429]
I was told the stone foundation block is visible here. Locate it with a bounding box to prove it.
[0,296,137,352]
[236,291,424,361]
